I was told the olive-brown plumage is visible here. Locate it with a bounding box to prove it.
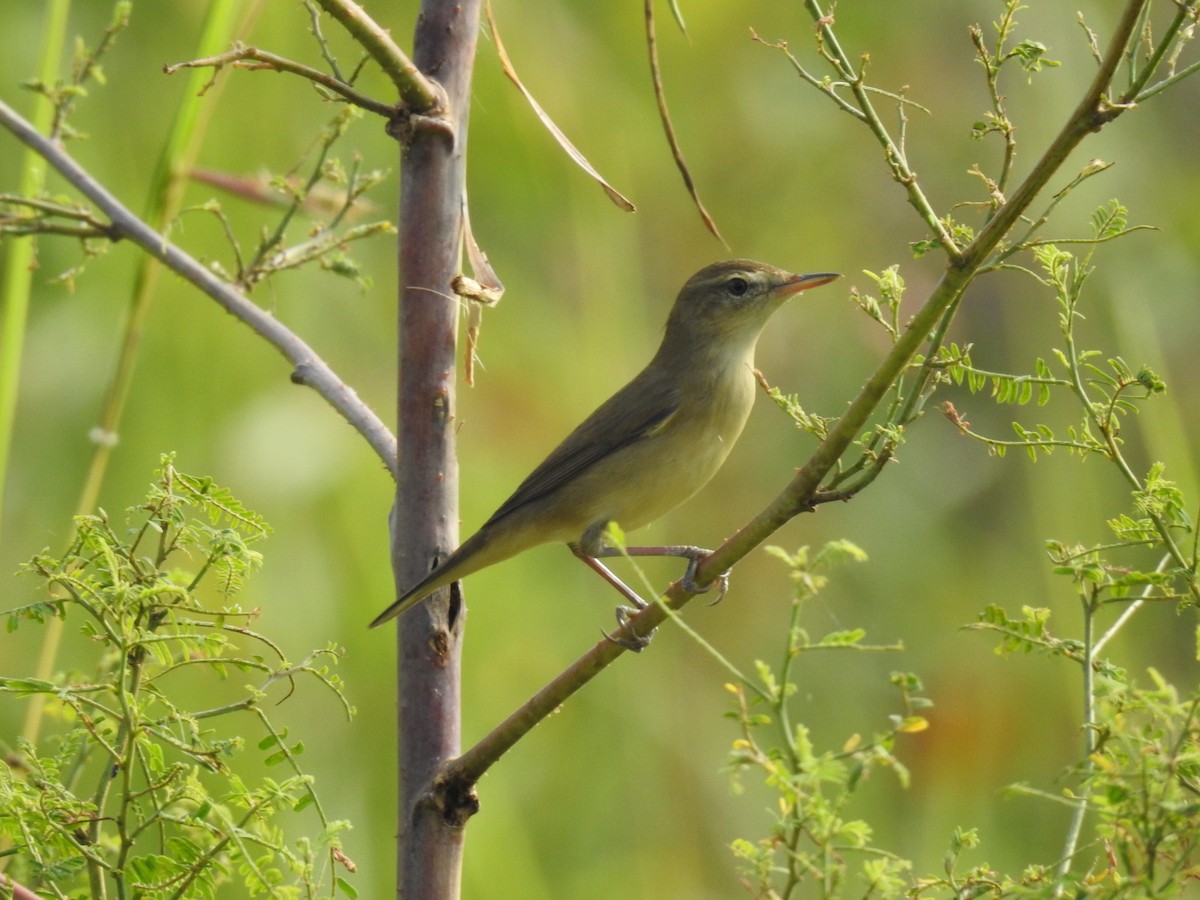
[370,259,838,627]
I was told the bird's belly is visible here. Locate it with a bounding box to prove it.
[614,434,732,525]
[566,385,752,535]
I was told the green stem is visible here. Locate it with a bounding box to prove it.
[166,793,277,900]
[802,0,960,260]
[0,0,68,536]
[776,597,807,898]
[1124,1,1199,101]
[86,636,144,899]
[314,0,445,111]
[1056,587,1099,886]
[1061,277,1199,602]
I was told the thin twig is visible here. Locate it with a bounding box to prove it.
[1056,587,1099,884]
[802,0,961,261]
[644,0,726,246]
[163,44,396,117]
[0,98,399,478]
[304,0,347,82]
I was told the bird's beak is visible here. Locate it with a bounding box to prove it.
[774,271,841,298]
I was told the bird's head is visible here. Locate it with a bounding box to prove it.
[662,259,839,354]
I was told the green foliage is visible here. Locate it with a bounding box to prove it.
[767,261,914,496]
[936,197,1172,468]
[1084,673,1200,892]
[761,380,839,444]
[726,540,927,898]
[964,609,1200,894]
[850,267,905,341]
[20,1,131,144]
[732,552,1200,898]
[0,1,134,289]
[947,195,1200,888]
[0,458,356,898]
[735,2,1200,896]
[935,191,1197,609]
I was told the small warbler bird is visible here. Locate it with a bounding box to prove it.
[370,259,838,628]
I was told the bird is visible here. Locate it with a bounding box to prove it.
[370,259,839,628]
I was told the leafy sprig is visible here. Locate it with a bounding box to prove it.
[1,457,357,899]
[726,541,925,898]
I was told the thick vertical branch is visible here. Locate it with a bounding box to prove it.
[393,0,480,896]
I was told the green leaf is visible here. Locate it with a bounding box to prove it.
[0,676,58,694]
[818,629,866,647]
[1010,39,1060,73]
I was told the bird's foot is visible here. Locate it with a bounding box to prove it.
[679,552,731,605]
[602,605,654,651]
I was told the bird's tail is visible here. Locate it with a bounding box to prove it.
[368,567,448,629]
[368,526,505,628]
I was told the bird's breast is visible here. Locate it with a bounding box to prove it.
[578,362,757,532]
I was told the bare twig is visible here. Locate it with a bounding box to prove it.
[304,0,348,82]
[644,0,726,246]
[163,44,396,117]
[0,193,118,238]
[0,98,398,478]
[802,0,962,261]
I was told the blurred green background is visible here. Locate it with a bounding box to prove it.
[2,1,1198,896]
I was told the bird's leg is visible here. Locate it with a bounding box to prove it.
[576,523,733,602]
[570,524,736,651]
[570,545,649,610]
[570,541,653,651]
[618,544,731,604]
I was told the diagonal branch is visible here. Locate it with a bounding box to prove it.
[694,0,1151,593]
[0,98,398,478]
[314,0,446,113]
[442,0,1157,793]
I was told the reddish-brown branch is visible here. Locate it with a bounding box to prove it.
[393,0,482,896]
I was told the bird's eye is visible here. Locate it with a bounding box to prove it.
[725,276,750,297]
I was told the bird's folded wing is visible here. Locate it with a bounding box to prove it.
[484,382,682,525]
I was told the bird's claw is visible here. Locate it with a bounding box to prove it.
[601,605,654,651]
[680,554,731,605]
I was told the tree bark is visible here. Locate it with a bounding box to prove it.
[393,0,481,896]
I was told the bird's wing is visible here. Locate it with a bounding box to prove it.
[484,375,682,526]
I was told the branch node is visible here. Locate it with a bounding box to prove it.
[811,489,854,506]
[428,769,481,828]
[386,82,455,147]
